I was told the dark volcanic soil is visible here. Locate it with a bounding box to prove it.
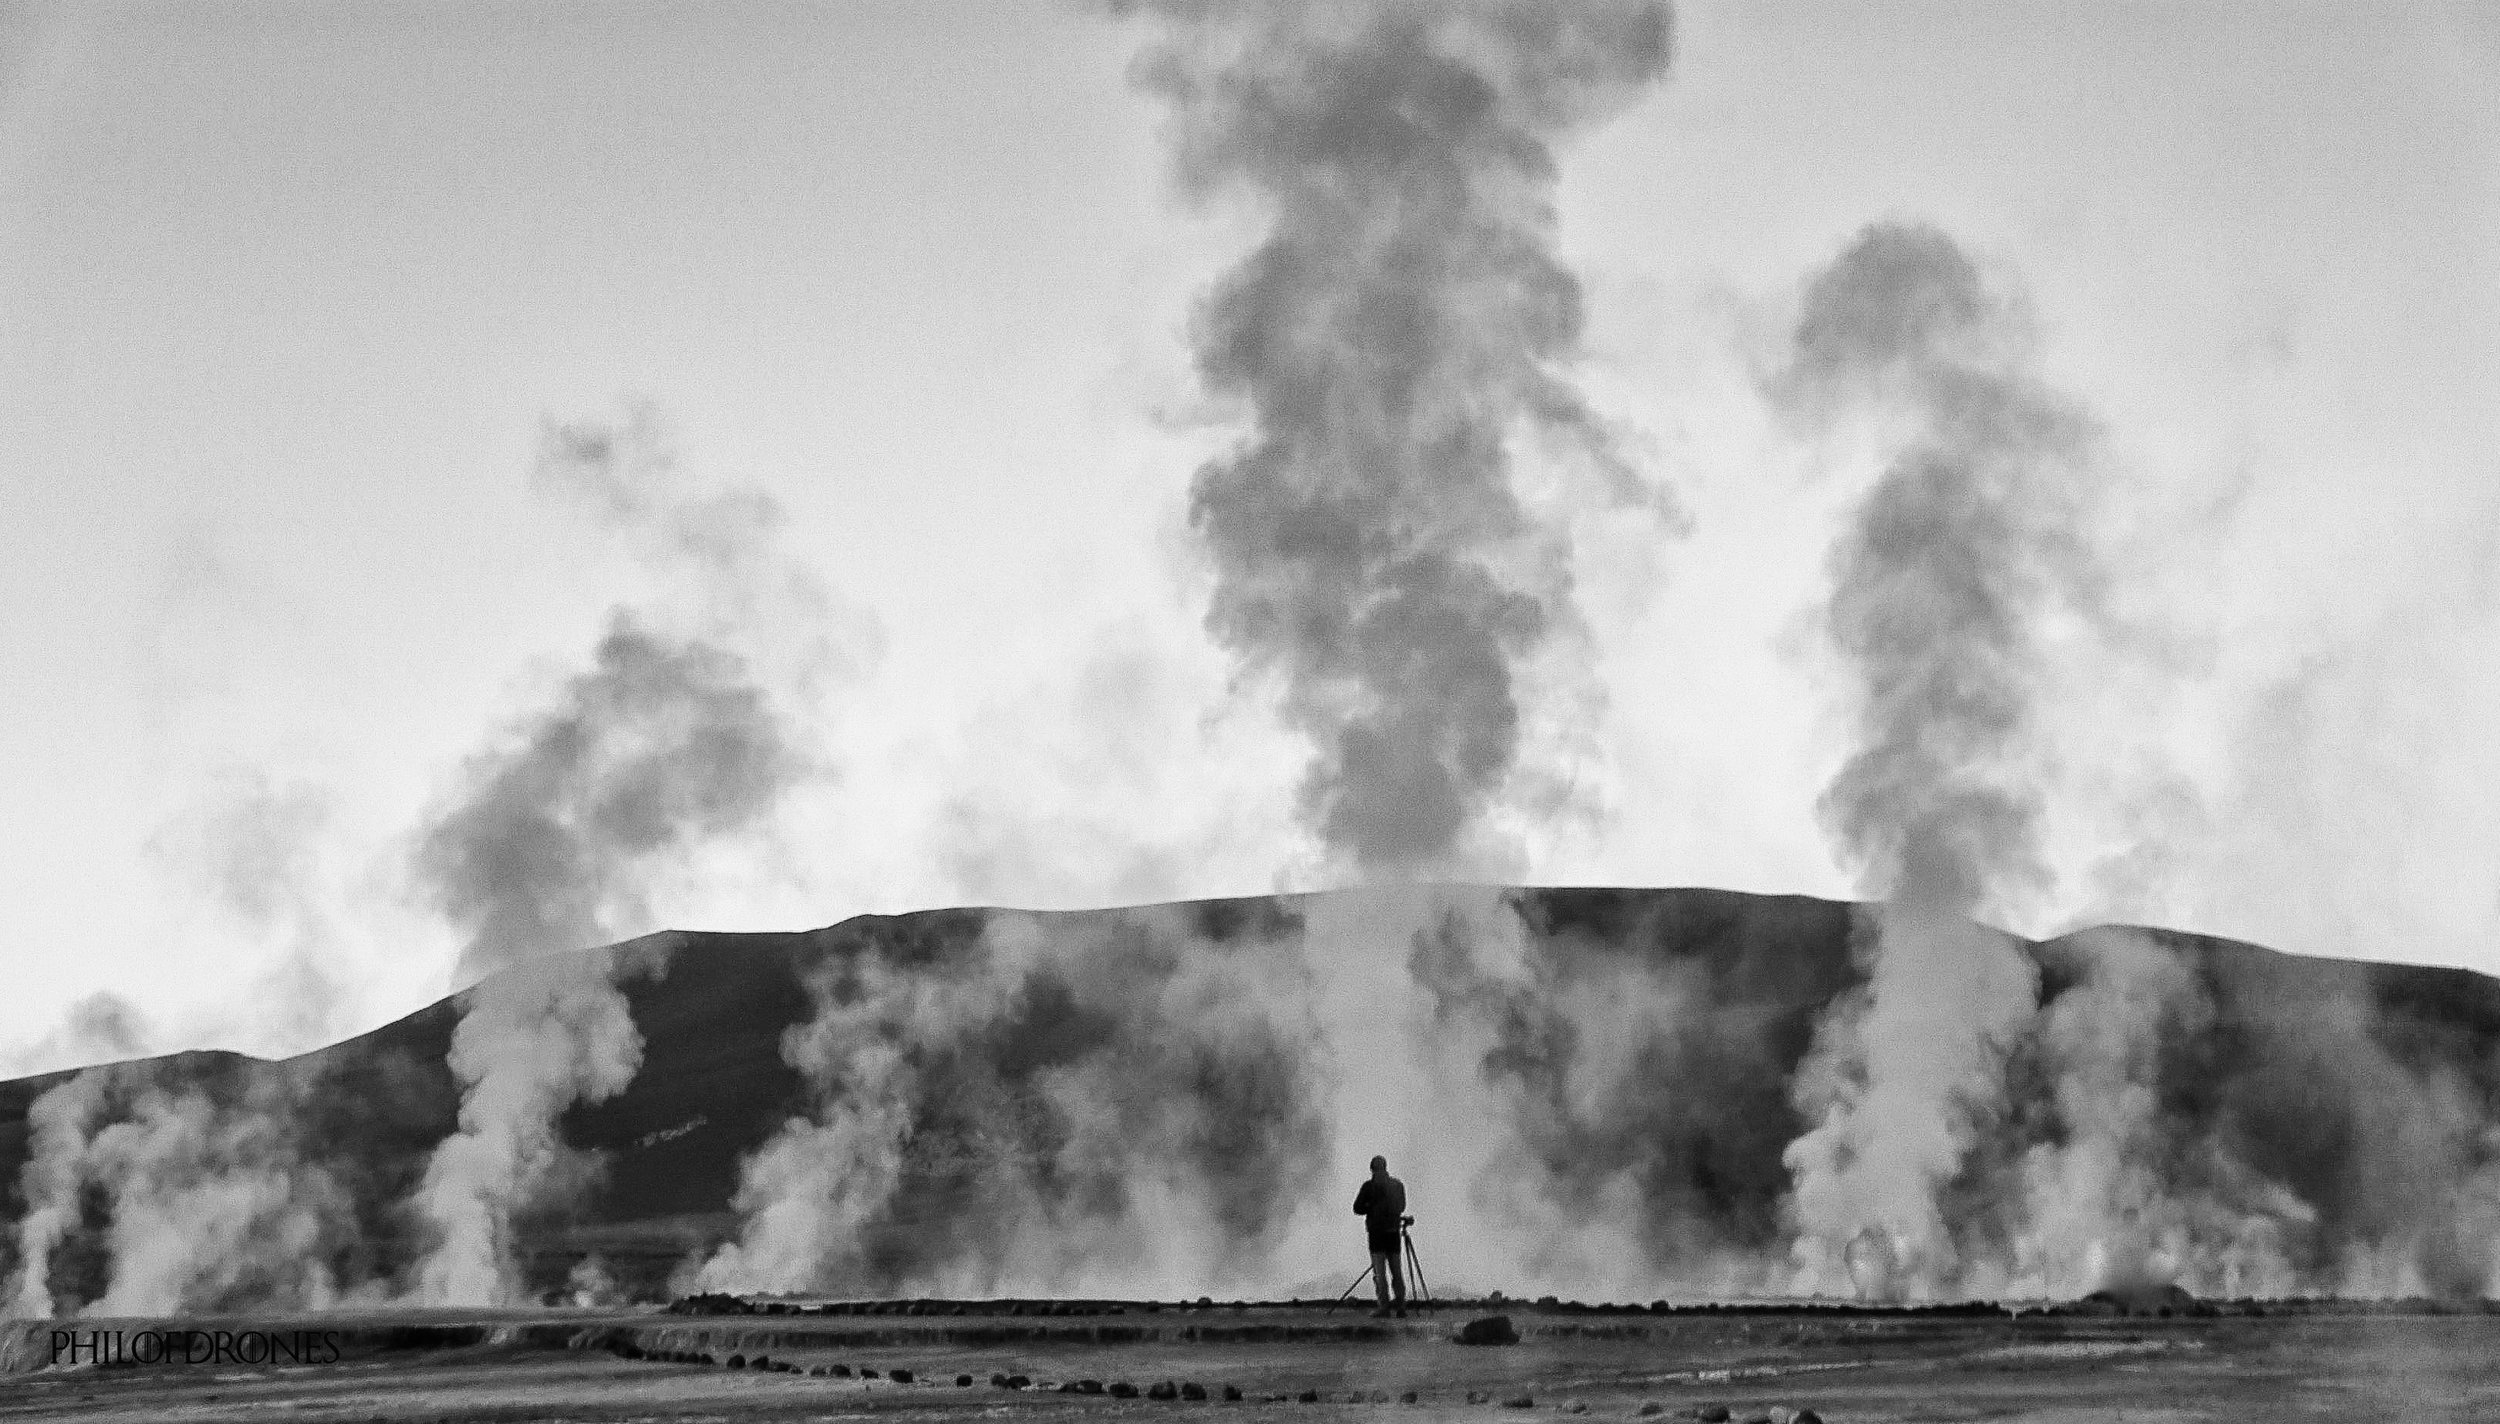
[6,1301,2499,1423]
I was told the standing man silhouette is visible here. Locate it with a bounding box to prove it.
[1352,1155,1407,1317]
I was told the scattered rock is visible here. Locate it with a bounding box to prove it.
[750,1356,771,1371]
[1009,1374,1032,1389]
[1636,1404,1665,1417]
[2076,1283,2208,1318]
[1298,1390,1321,1403]
[725,1354,746,1370]
[1400,1391,1419,1404]
[1467,1391,1491,1405]
[991,1373,1012,1388]
[1149,1381,1178,1400]
[957,1373,975,1387]
[1372,1390,1392,1403]
[832,1364,853,1377]
[1221,1384,1242,1401]
[1564,1403,1589,1414]
[860,1368,881,1380]
[1792,1413,1822,1424]
[1697,1409,1730,1423]
[1111,1381,1140,1398]
[1080,1379,1107,1395]
[1182,1383,1208,1401]
[1504,1395,1536,1409]
[1456,1315,1521,1346]
[890,1369,914,1384]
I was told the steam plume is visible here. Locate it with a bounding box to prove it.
[3,781,365,1316]
[2007,927,2302,1299]
[415,622,808,988]
[5,1070,107,1318]
[1410,901,1758,1290]
[1124,0,1677,876]
[410,409,827,1304]
[147,769,352,1055]
[1770,223,2103,1298]
[5,1064,359,1318]
[1,993,153,1080]
[699,902,1329,1298]
[15,886,2500,1310]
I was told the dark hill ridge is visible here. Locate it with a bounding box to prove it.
[4,886,2498,1310]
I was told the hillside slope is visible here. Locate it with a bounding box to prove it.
[4,886,2496,1309]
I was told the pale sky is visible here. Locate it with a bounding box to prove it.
[3,0,2496,1068]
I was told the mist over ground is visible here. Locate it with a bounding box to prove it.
[7,886,2499,1317]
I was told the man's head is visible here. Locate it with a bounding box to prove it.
[1370,1155,1387,1178]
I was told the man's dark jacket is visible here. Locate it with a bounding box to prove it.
[1353,1175,1406,1252]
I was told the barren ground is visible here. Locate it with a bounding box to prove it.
[5,1301,2497,1423]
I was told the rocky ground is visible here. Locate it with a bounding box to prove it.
[4,1300,2498,1423]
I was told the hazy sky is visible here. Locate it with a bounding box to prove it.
[3,0,2495,1068]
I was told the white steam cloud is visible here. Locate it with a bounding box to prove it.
[408,406,840,1305]
[5,1064,361,1319]
[146,769,355,1057]
[1767,222,2112,1299]
[698,902,1329,1299]
[1123,0,1680,878]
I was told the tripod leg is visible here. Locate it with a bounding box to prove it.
[1403,1232,1430,1306]
[1326,1262,1375,1314]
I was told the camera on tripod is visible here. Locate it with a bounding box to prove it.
[1330,1213,1431,1312]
